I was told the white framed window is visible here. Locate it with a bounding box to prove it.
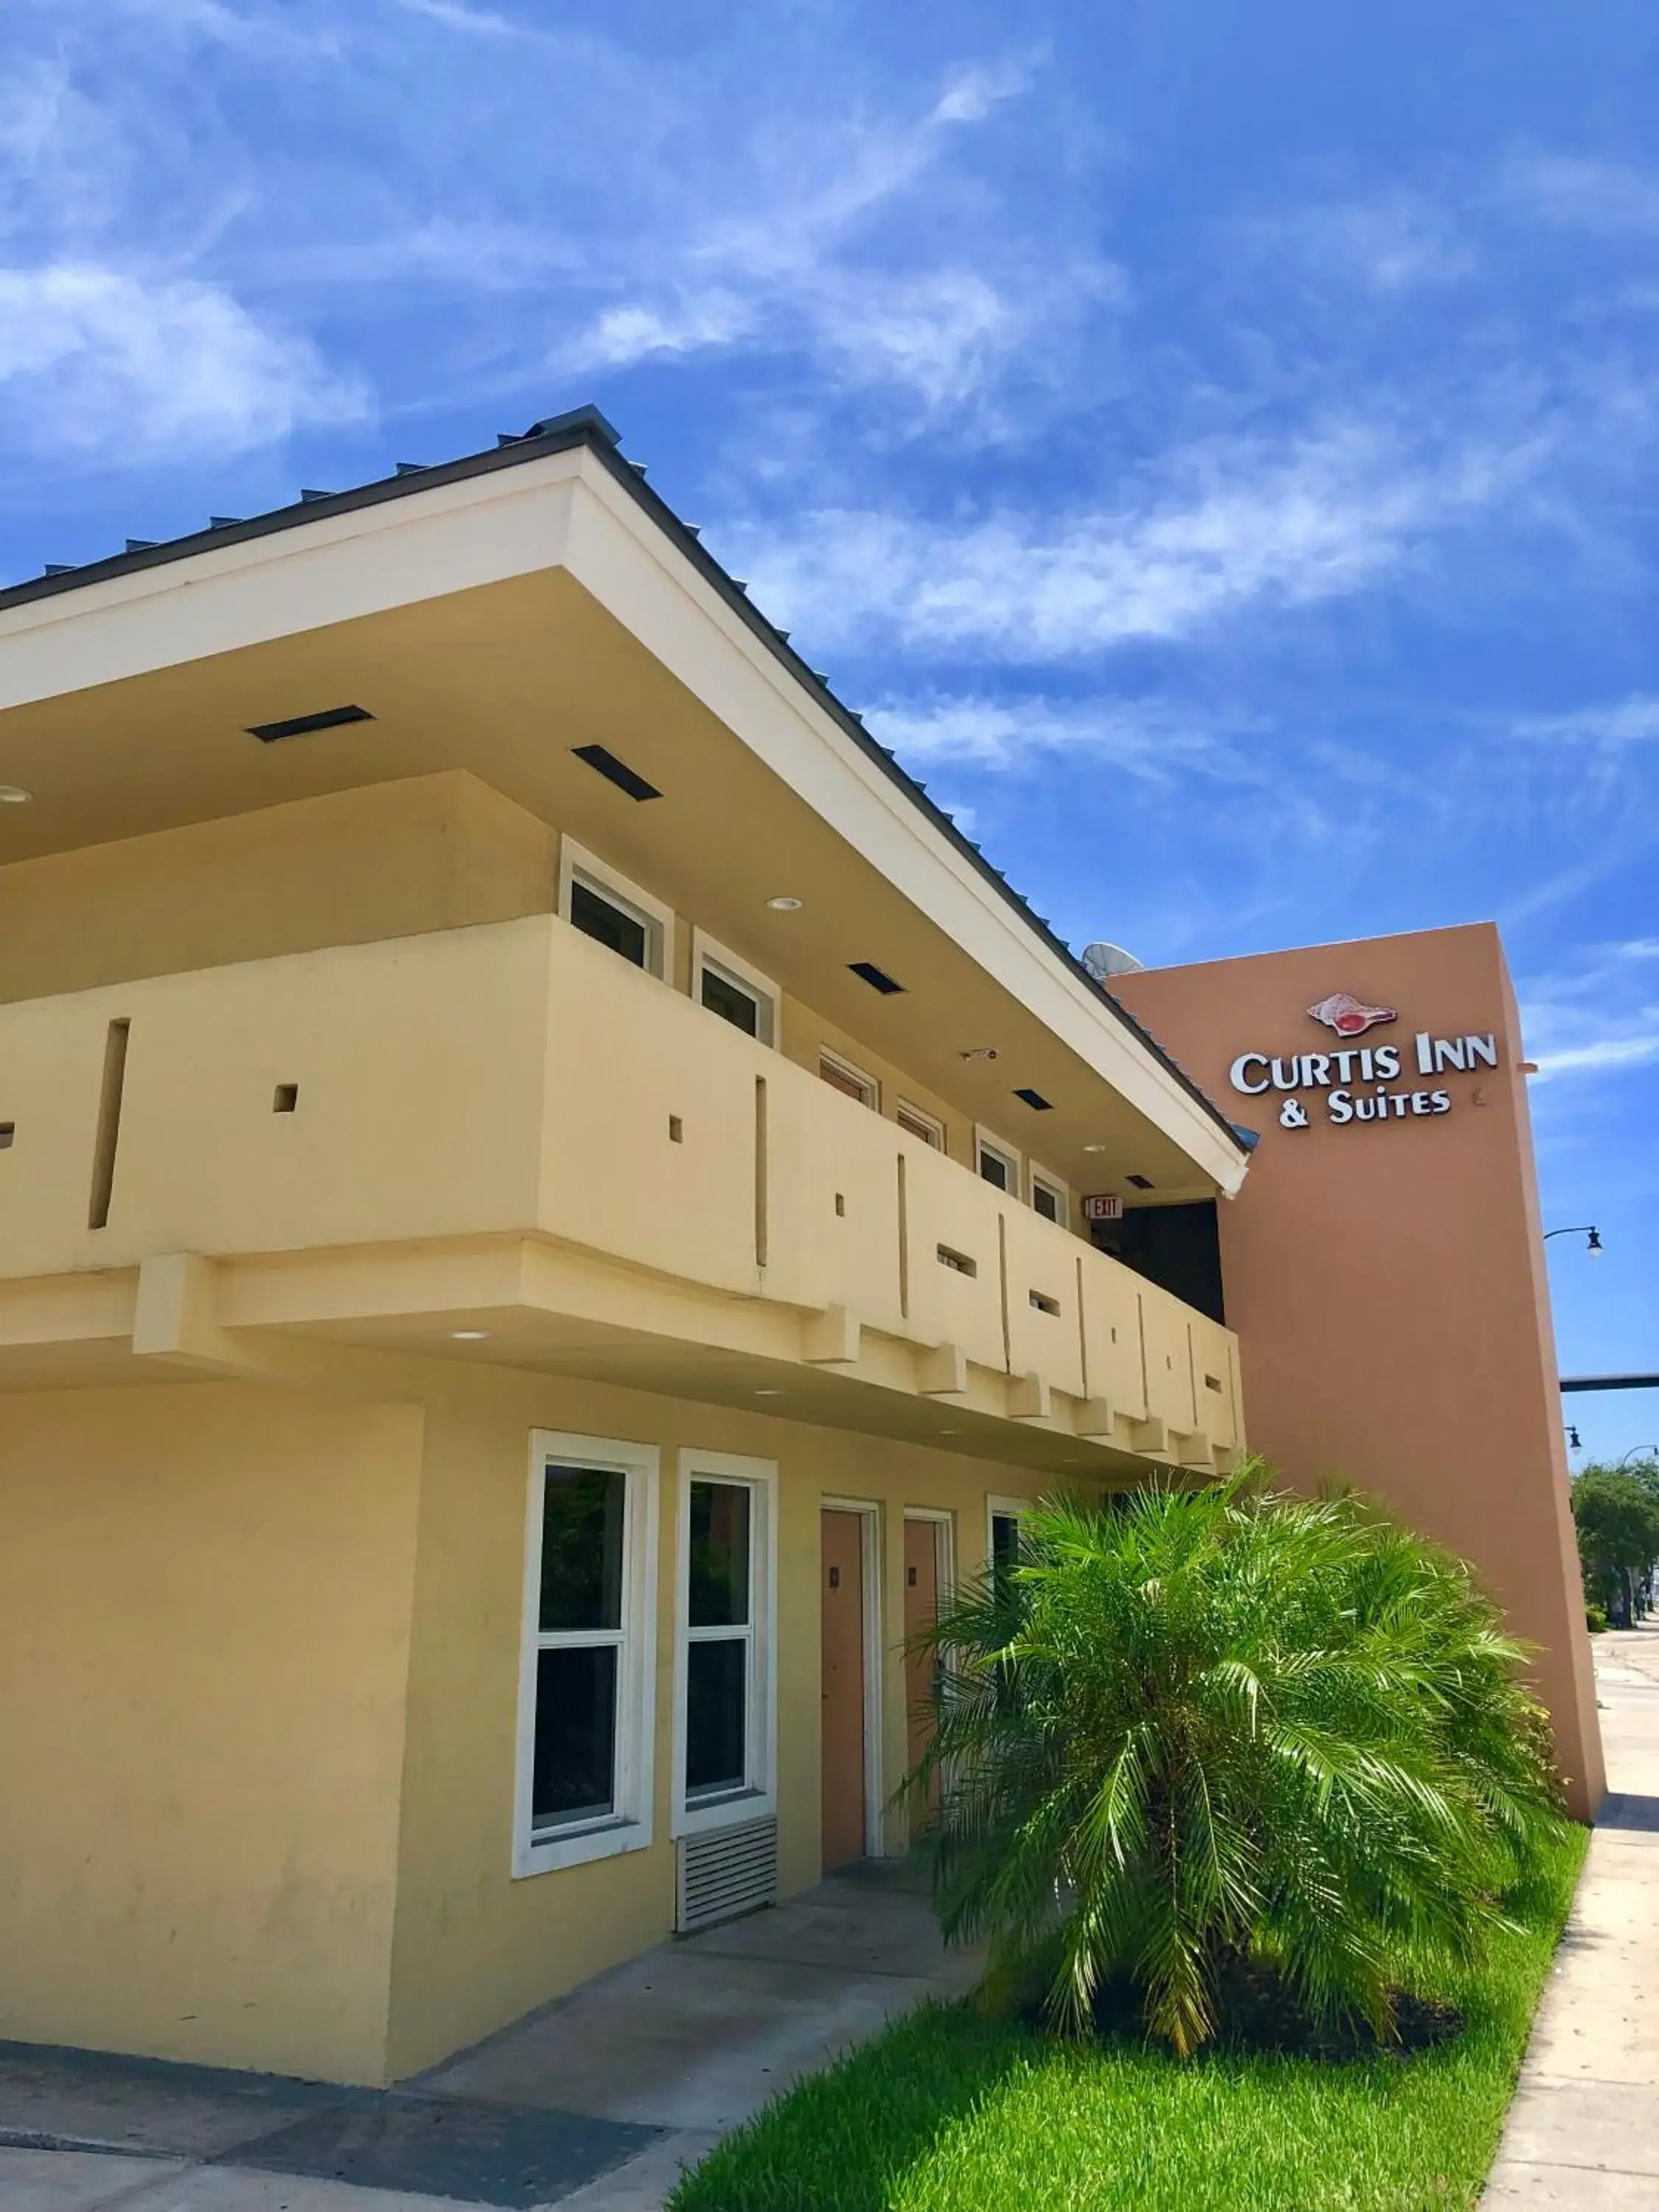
[902,1506,956,1807]
[905,1506,957,1601]
[987,1493,1032,1594]
[692,928,780,1048]
[896,1099,945,1150]
[819,1048,879,1111]
[558,836,675,981]
[975,1124,1022,1194]
[514,1431,659,1879]
[1029,1165,1070,1227]
[672,1450,778,1838]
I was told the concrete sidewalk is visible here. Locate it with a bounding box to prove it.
[0,1858,975,2211]
[1484,1618,1659,2207]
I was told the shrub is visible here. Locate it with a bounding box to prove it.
[905,1468,1567,2058]
[1585,1602,1608,1634]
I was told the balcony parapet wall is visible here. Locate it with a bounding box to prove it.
[0,916,1242,1470]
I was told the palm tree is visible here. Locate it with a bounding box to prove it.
[905,1470,1565,2056]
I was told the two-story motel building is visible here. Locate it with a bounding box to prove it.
[0,406,1598,2087]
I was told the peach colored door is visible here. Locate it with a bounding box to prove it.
[820,1509,867,1871]
[903,1518,942,1795]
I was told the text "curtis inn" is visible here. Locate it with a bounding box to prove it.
[1228,995,1500,1130]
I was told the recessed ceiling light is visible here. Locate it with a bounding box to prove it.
[451,1329,490,1341]
[938,1428,959,1436]
[0,786,32,804]
[1083,1142,1107,1153]
[765,895,803,911]
[754,1388,783,1397]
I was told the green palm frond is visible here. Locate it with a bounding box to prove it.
[902,1461,1568,2053]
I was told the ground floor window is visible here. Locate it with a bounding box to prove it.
[987,1495,1032,1600]
[675,1450,777,1836]
[514,1432,659,1877]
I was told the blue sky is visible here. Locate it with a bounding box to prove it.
[1,0,1655,1459]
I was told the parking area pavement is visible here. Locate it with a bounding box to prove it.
[0,1857,976,2211]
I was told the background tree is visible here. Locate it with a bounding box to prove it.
[1571,1466,1659,1625]
[907,1471,1564,2056]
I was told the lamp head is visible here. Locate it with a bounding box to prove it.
[1587,1228,1604,1256]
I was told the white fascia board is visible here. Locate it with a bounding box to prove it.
[0,456,585,712]
[559,464,1248,1194]
[0,446,1243,1191]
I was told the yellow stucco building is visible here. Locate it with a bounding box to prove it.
[0,406,1251,2086]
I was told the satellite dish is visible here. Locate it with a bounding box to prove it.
[1081,941,1145,981]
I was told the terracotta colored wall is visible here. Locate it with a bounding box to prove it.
[1115,922,1604,1820]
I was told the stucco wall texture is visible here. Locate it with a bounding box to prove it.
[0,1383,424,2082]
[1115,922,1604,1820]
[0,1366,1051,2084]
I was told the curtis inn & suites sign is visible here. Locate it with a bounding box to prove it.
[1228,993,1500,1133]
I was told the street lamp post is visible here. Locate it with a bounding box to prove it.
[1544,1225,1604,1255]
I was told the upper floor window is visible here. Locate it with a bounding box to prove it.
[976,1126,1021,1194]
[558,837,674,982]
[897,1100,945,1150]
[692,929,780,1048]
[1030,1166,1070,1227]
[819,1049,878,1110]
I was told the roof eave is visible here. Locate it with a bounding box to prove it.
[0,402,1248,1169]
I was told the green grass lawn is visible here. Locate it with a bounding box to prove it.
[669,1827,1586,2212]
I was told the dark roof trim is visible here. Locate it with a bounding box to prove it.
[0,402,1245,1161]
[1560,1374,1659,1394]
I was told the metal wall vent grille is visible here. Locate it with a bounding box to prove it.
[676,1817,779,1934]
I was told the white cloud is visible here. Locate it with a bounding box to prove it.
[394,0,521,34]
[562,291,754,371]
[1532,1035,1659,1079]
[1253,189,1475,292]
[729,416,1528,661]
[1512,695,1659,746]
[546,58,1113,420]
[1497,153,1659,234]
[0,20,1106,441]
[1521,940,1659,1085]
[929,58,1040,127]
[868,690,1246,779]
[0,265,365,457]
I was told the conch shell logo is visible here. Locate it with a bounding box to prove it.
[1306,992,1397,1038]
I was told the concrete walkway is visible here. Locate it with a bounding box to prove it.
[8,1647,1652,2212]
[0,1858,976,2211]
[1484,1618,1659,2207]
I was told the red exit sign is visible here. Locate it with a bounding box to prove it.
[1082,1194,1123,1222]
